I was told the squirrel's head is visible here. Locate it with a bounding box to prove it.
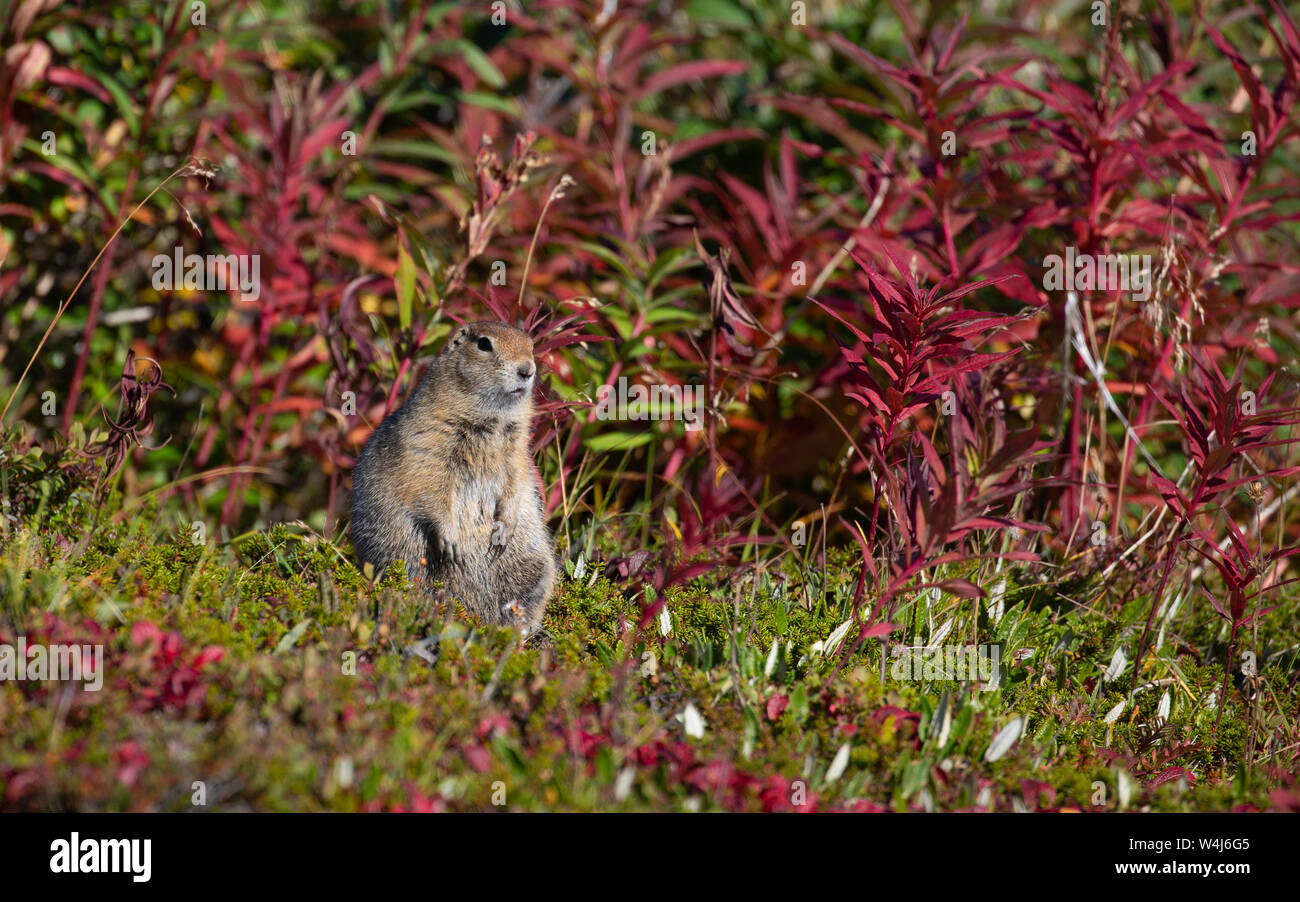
[440,321,537,412]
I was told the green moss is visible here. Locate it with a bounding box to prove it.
[0,489,1294,812]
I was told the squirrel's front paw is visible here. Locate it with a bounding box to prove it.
[490,498,522,554]
[433,532,463,567]
[414,515,462,568]
[489,517,515,554]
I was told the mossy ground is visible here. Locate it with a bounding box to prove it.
[1,485,1297,812]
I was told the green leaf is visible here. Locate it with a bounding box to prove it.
[643,306,701,325]
[741,705,759,759]
[594,744,615,784]
[432,38,506,89]
[459,91,520,116]
[493,736,528,776]
[573,241,641,285]
[451,39,507,89]
[396,243,416,330]
[646,246,695,295]
[900,758,929,797]
[368,138,461,166]
[585,431,655,453]
[79,65,139,137]
[346,182,405,204]
[274,619,313,654]
[788,683,810,724]
[380,90,454,114]
[684,0,753,27]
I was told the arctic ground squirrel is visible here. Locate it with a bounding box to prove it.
[350,321,558,631]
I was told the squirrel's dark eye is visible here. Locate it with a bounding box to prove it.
[477,337,493,352]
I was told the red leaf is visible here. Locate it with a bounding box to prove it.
[860,621,896,639]
[934,578,985,598]
[634,60,748,101]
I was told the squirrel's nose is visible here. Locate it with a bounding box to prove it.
[517,363,535,380]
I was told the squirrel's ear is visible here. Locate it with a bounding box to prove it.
[442,325,469,355]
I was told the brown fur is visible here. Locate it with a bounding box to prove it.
[349,322,558,631]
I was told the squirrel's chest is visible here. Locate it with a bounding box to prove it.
[445,427,510,480]
[405,416,517,533]
[452,473,505,528]
[444,428,510,527]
